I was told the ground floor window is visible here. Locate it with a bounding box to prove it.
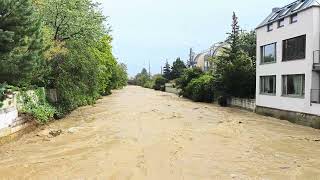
[282,74,305,97]
[260,75,276,95]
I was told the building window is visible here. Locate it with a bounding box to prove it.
[278,18,284,28]
[261,43,276,64]
[267,23,273,31]
[282,74,305,97]
[260,76,276,95]
[290,13,298,23]
[282,35,306,61]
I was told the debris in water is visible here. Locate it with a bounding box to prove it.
[67,127,83,134]
[49,130,62,137]
[37,129,62,138]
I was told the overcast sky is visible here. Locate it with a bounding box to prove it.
[99,0,293,76]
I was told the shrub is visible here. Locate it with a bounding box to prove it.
[0,84,6,108]
[20,90,56,124]
[218,96,229,107]
[143,80,154,89]
[184,74,215,102]
[27,103,56,124]
[176,68,203,97]
[153,76,168,91]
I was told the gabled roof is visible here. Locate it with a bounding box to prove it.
[257,0,320,29]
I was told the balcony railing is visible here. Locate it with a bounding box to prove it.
[311,89,320,104]
[313,50,320,71]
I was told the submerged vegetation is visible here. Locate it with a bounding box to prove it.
[0,0,128,122]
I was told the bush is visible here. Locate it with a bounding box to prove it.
[153,76,168,91]
[27,103,56,124]
[218,96,229,107]
[184,74,215,102]
[176,68,203,97]
[20,90,56,124]
[143,80,154,89]
[0,84,6,108]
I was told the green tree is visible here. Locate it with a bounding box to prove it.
[163,61,172,80]
[213,12,256,98]
[135,68,150,87]
[41,0,107,42]
[90,35,117,95]
[171,57,186,79]
[176,67,203,97]
[153,75,168,91]
[0,0,45,86]
[110,63,128,90]
[239,31,256,66]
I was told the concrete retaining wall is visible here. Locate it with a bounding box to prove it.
[0,88,45,139]
[0,107,18,130]
[256,106,320,129]
[230,97,256,111]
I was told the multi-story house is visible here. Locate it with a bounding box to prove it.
[256,0,320,127]
[194,42,228,72]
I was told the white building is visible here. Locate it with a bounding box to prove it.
[194,42,228,72]
[256,0,320,121]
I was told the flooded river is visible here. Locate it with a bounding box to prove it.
[0,86,320,179]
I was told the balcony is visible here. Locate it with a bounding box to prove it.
[311,89,320,104]
[313,50,320,71]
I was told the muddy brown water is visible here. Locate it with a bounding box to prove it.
[0,86,320,179]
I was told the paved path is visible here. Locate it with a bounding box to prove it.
[0,86,320,179]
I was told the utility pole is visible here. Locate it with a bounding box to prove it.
[161,66,163,75]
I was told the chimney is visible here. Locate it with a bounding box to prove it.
[272,7,281,13]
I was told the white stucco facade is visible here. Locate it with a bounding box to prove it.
[256,6,320,116]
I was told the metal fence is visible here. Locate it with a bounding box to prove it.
[311,89,320,104]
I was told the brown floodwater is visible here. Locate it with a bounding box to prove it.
[0,86,320,179]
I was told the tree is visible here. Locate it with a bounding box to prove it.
[176,67,203,97]
[0,0,45,86]
[110,63,128,90]
[90,35,117,95]
[171,57,186,79]
[239,31,256,66]
[135,68,150,87]
[163,61,172,80]
[213,12,256,98]
[41,0,107,42]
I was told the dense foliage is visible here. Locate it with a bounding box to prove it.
[184,75,215,102]
[212,12,256,99]
[0,0,128,121]
[0,0,45,86]
[163,62,171,80]
[176,68,203,97]
[170,58,187,80]
[153,75,168,91]
[19,88,56,124]
[134,68,151,87]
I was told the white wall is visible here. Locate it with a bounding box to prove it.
[0,108,18,130]
[256,7,320,116]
